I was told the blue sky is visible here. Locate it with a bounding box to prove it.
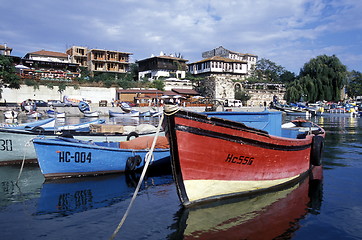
[1,0,361,74]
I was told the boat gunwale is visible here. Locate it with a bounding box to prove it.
[32,137,170,153]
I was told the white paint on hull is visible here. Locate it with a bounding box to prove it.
[184,175,299,203]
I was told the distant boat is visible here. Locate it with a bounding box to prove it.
[120,102,132,112]
[26,111,43,118]
[33,135,170,179]
[46,109,66,118]
[4,110,19,119]
[0,117,56,130]
[163,106,325,206]
[83,111,100,118]
[316,108,359,117]
[109,109,140,117]
[21,99,37,112]
[139,109,161,117]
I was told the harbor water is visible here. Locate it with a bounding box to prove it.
[0,114,362,239]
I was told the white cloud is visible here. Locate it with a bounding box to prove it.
[1,0,362,73]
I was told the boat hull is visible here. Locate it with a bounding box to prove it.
[109,110,140,117]
[83,111,99,117]
[4,110,19,119]
[164,109,323,206]
[46,110,66,118]
[0,128,163,165]
[179,166,323,239]
[33,138,170,179]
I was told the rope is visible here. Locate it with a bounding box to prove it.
[110,112,165,240]
[163,104,180,116]
[15,138,36,185]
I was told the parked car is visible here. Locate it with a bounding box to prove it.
[34,100,48,107]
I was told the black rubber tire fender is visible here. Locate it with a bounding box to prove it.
[310,135,324,166]
[31,126,45,134]
[126,131,139,141]
[126,155,142,171]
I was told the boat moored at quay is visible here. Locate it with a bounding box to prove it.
[33,135,170,179]
[163,105,325,207]
[0,118,161,165]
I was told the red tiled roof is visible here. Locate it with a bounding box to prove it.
[116,89,164,94]
[172,89,199,95]
[29,50,68,58]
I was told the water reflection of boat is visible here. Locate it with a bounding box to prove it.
[171,166,323,239]
[36,172,173,216]
[0,165,44,208]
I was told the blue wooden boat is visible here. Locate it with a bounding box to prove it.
[109,109,140,117]
[33,135,170,179]
[0,117,56,130]
[0,119,106,165]
[46,109,66,118]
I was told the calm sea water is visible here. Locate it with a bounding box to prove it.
[0,114,362,240]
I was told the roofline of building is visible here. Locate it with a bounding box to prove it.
[136,55,188,63]
[188,56,247,65]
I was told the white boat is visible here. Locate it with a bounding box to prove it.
[26,111,43,118]
[46,109,66,118]
[83,111,100,117]
[139,109,160,117]
[4,110,19,119]
[0,118,57,130]
[109,109,139,117]
[120,102,132,112]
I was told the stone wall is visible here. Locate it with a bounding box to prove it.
[200,73,285,105]
[1,85,117,104]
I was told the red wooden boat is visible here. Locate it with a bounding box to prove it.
[163,105,325,207]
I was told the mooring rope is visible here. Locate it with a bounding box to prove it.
[163,104,180,116]
[110,112,165,240]
[15,138,36,185]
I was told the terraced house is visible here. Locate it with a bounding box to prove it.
[66,46,132,75]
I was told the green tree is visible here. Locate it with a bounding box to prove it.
[252,58,285,82]
[75,67,92,83]
[0,55,21,98]
[235,90,251,104]
[298,55,347,102]
[150,79,165,91]
[116,73,136,89]
[346,70,362,99]
[279,70,296,83]
[128,63,139,81]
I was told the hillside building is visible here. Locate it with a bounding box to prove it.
[0,44,13,56]
[21,50,80,82]
[66,46,133,75]
[188,46,284,105]
[202,46,257,75]
[137,53,188,80]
